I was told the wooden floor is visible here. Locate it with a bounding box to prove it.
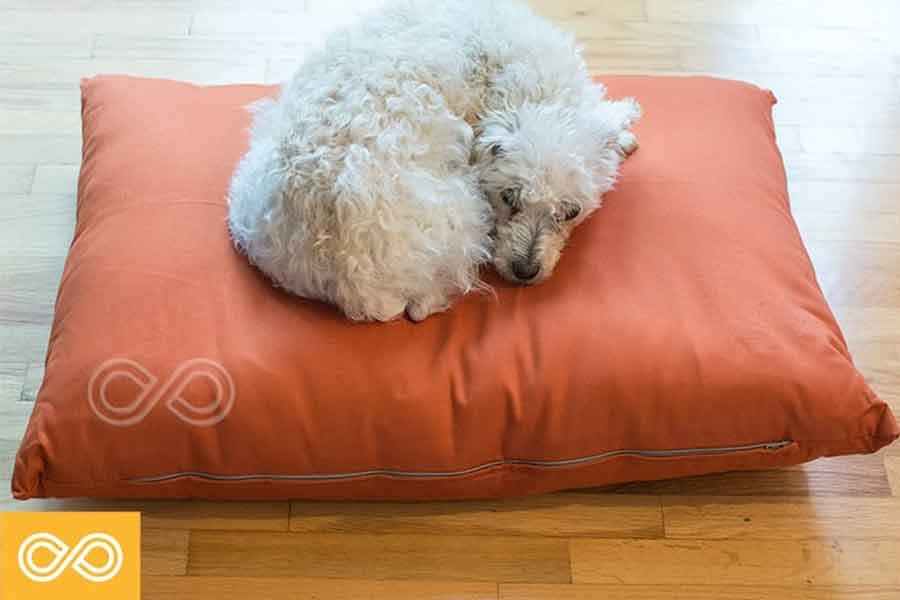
[1,0,899,598]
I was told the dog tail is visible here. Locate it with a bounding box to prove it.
[228,98,288,257]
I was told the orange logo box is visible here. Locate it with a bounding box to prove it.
[1,512,140,600]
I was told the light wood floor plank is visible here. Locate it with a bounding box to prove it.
[0,322,51,368]
[290,494,662,538]
[779,103,900,129]
[84,57,268,85]
[797,127,900,155]
[794,210,900,244]
[0,58,266,87]
[662,496,900,540]
[805,241,900,308]
[528,0,646,21]
[835,308,900,343]
[848,341,900,408]
[30,166,80,195]
[189,10,347,40]
[145,527,190,576]
[570,538,900,586]
[563,21,759,48]
[644,0,898,28]
[887,457,899,495]
[0,9,192,35]
[0,165,35,194]
[92,34,311,61]
[501,583,900,600]
[734,74,900,99]
[758,23,900,51]
[266,56,317,84]
[0,404,30,466]
[582,45,682,72]
[188,531,571,583]
[788,182,900,214]
[0,135,82,165]
[19,362,43,403]
[0,367,26,405]
[0,194,75,257]
[303,0,396,21]
[0,392,39,421]
[0,253,64,324]
[145,576,499,600]
[786,156,900,184]
[0,439,19,481]
[681,47,896,77]
[0,87,81,112]
[774,125,803,153]
[0,32,93,59]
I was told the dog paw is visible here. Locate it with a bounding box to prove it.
[621,97,642,123]
[406,296,450,322]
[362,297,407,322]
[616,130,639,156]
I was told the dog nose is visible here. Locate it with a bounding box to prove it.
[512,260,540,282]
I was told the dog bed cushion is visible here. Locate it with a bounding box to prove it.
[12,75,898,501]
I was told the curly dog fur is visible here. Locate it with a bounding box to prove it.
[228,0,640,322]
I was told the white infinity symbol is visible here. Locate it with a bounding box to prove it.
[17,532,123,583]
[88,358,235,427]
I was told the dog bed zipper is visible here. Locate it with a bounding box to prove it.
[127,439,793,484]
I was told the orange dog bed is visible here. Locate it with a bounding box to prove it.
[12,75,897,500]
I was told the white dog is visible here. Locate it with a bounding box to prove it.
[228,0,640,322]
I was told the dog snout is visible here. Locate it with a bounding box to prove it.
[511,260,540,282]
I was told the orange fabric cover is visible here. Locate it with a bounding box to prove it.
[12,75,898,500]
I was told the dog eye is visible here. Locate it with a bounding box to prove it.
[560,204,581,222]
[501,188,520,210]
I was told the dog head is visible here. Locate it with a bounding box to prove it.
[475,98,628,285]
